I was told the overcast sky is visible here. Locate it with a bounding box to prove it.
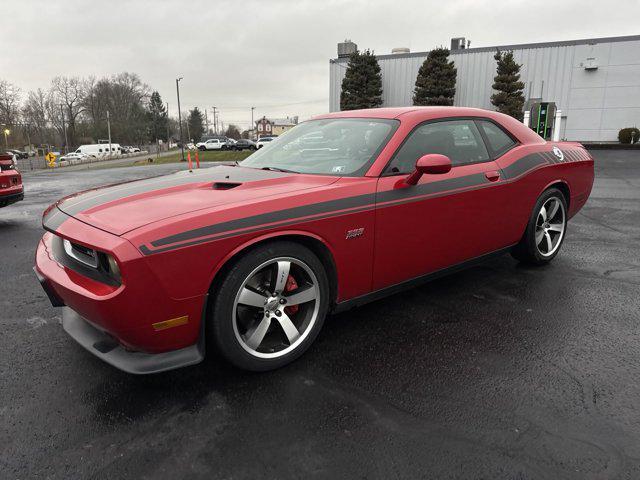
[2,0,639,130]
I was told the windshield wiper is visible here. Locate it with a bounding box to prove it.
[261,166,299,174]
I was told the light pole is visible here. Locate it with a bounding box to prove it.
[3,128,9,148]
[251,107,255,140]
[176,77,185,162]
[212,106,217,135]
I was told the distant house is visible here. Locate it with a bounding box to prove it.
[256,116,299,138]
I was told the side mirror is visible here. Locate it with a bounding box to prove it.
[404,154,452,186]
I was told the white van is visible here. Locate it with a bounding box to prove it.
[75,143,121,158]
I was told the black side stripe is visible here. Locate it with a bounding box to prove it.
[143,173,493,254]
[151,192,377,247]
[139,152,559,256]
[377,172,488,203]
[501,152,549,179]
[140,204,378,255]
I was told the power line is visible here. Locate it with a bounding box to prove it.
[177,98,327,110]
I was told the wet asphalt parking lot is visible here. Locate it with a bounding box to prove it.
[1,151,639,479]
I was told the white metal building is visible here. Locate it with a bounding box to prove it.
[329,35,640,141]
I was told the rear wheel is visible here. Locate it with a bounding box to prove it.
[511,188,568,265]
[211,241,329,371]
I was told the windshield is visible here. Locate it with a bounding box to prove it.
[240,118,398,175]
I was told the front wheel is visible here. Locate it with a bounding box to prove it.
[511,188,568,265]
[211,241,330,371]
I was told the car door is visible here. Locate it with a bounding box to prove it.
[372,118,514,291]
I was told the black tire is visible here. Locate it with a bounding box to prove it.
[198,146,206,151]
[210,241,330,371]
[511,187,568,265]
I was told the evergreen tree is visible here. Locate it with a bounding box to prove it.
[147,91,168,141]
[340,49,383,110]
[491,50,525,120]
[413,47,457,106]
[187,107,205,142]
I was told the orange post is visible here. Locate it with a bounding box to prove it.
[187,151,192,171]
[195,150,200,168]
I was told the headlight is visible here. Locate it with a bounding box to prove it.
[104,254,121,283]
[61,238,121,285]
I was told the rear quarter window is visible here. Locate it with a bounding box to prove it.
[478,120,517,157]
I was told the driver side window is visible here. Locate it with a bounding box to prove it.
[386,119,489,174]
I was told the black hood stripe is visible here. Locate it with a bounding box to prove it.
[58,165,289,216]
[42,207,70,232]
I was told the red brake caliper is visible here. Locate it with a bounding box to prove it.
[284,275,299,315]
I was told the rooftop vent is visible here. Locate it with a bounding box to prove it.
[391,47,410,54]
[338,40,358,58]
[450,37,471,51]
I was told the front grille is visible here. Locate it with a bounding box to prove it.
[63,239,99,268]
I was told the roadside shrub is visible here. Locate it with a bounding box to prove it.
[618,127,640,144]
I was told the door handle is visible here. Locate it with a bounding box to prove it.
[485,170,501,182]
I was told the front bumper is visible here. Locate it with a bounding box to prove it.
[62,307,204,374]
[35,219,208,373]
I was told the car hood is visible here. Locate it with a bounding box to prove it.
[55,165,339,235]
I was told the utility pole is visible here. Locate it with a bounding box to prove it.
[106,110,112,158]
[60,104,68,154]
[212,106,217,135]
[204,109,209,134]
[176,77,184,162]
[166,102,170,149]
[251,107,255,140]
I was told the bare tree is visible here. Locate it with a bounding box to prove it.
[22,89,53,144]
[0,80,21,126]
[49,76,86,148]
[7,72,171,149]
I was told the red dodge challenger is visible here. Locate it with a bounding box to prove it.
[0,153,24,208]
[34,107,594,374]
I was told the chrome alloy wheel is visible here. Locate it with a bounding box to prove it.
[232,257,320,359]
[535,196,566,257]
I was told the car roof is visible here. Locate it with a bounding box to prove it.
[313,106,543,145]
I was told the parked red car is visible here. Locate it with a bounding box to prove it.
[0,153,24,208]
[34,107,594,374]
